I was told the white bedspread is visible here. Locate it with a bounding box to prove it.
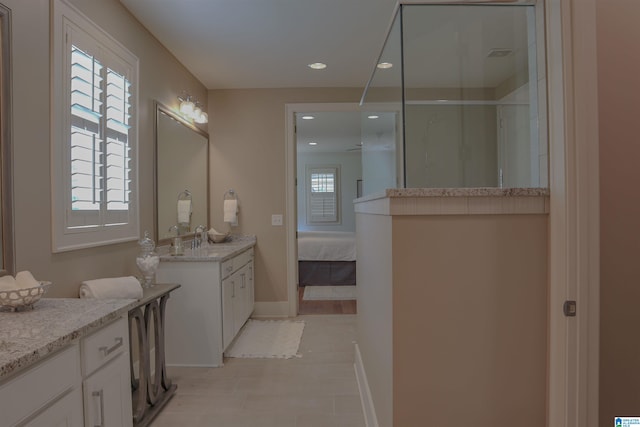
[297,231,356,261]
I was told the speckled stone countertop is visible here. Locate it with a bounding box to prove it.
[354,188,550,216]
[0,298,135,381]
[158,234,256,262]
[355,187,549,203]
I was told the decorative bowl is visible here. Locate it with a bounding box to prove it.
[0,282,52,311]
[208,230,230,243]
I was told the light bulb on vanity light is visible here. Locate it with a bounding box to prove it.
[180,99,195,116]
[195,112,208,124]
[178,94,208,124]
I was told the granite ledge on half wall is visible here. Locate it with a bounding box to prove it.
[355,187,549,203]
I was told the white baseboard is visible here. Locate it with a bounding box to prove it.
[354,343,379,427]
[252,301,290,318]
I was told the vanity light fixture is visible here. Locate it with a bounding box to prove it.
[178,94,208,124]
[377,62,393,69]
[308,62,327,70]
[301,115,315,120]
[367,115,379,119]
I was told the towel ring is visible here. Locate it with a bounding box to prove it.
[178,189,192,202]
[223,189,238,201]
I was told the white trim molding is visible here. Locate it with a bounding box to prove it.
[354,343,379,427]
[546,0,600,426]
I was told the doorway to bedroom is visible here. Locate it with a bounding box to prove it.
[295,111,361,315]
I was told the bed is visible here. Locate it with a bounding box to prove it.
[297,231,356,286]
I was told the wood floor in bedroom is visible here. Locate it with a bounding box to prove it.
[297,286,357,315]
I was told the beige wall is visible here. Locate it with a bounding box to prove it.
[6,0,206,297]
[597,0,640,423]
[207,88,362,302]
[392,214,547,426]
[356,209,548,426]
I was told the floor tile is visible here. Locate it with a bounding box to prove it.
[150,315,363,427]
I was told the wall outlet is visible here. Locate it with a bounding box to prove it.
[271,214,283,226]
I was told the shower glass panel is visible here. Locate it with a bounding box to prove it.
[361,3,547,192]
[360,10,403,196]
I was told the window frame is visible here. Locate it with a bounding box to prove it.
[305,165,341,225]
[51,0,139,252]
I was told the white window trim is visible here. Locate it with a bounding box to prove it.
[51,0,139,252]
[305,165,341,225]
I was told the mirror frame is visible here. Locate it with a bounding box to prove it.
[0,4,14,275]
[153,101,209,245]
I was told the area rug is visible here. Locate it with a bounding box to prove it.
[303,285,357,301]
[225,319,305,359]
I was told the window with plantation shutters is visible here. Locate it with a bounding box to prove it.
[306,166,340,224]
[52,0,139,252]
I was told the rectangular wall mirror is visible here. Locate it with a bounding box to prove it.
[154,102,209,243]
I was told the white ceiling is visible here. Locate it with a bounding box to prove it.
[296,111,396,153]
[119,1,534,91]
[119,0,398,89]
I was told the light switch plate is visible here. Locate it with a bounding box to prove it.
[271,214,283,226]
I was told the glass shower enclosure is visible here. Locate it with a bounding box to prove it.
[360,2,547,195]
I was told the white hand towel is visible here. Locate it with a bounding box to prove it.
[0,275,18,291]
[224,199,238,225]
[79,276,143,299]
[177,199,192,225]
[15,271,40,289]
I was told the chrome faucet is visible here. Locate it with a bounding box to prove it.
[193,225,208,249]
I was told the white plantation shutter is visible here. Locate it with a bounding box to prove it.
[306,166,340,224]
[52,0,138,251]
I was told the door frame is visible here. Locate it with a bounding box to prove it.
[285,103,361,317]
[546,0,599,426]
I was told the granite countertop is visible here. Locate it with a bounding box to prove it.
[158,234,256,262]
[355,187,549,203]
[0,298,136,381]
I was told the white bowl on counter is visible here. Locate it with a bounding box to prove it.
[0,282,52,311]
[207,230,230,243]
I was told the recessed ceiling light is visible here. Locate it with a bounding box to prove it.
[377,62,393,69]
[301,115,315,120]
[367,115,379,119]
[309,142,318,146]
[308,62,327,70]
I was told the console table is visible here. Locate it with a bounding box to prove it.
[128,283,180,427]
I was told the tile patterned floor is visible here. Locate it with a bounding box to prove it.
[151,315,365,427]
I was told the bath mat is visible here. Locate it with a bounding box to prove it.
[225,319,305,359]
[303,285,357,301]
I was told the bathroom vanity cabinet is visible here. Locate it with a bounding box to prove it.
[0,300,134,427]
[156,238,256,367]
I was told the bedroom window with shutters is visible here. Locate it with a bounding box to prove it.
[306,166,340,225]
[52,0,139,252]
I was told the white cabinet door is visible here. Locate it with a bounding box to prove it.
[234,266,248,336]
[24,387,83,427]
[221,273,236,350]
[83,352,133,427]
[246,261,254,319]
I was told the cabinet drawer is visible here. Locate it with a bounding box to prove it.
[221,248,254,278]
[81,317,128,377]
[0,344,80,426]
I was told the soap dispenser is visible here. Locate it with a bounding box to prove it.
[136,231,160,288]
[168,225,184,256]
